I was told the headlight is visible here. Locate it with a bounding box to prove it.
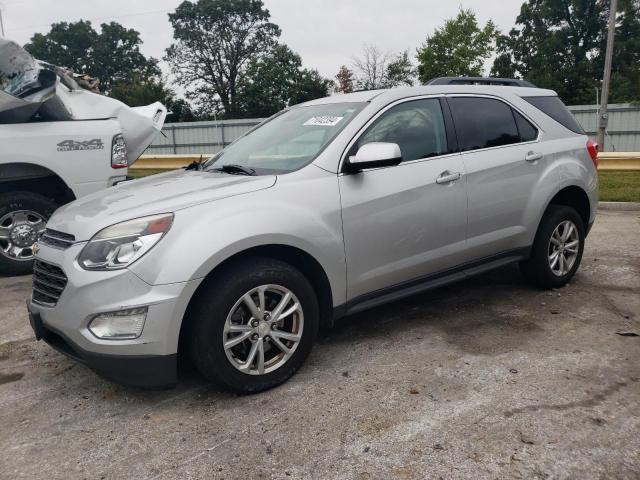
[78,214,173,271]
[111,133,128,169]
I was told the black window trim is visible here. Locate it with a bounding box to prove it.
[339,94,459,174]
[444,94,542,155]
[511,107,539,143]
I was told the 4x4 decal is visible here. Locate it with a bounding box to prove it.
[57,139,104,152]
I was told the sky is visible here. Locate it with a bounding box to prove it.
[0,0,524,80]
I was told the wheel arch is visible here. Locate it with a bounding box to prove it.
[178,243,335,354]
[545,185,591,230]
[0,162,75,205]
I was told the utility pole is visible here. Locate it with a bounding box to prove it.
[597,0,618,151]
[0,5,6,37]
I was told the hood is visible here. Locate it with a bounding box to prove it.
[48,169,277,241]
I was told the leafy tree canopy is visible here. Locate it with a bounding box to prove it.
[165,0,281,118]
[417,8,497,83]
[387,50,415,87]
[109,76,197,122]
[235,45,332,118]
[25,20,160,94]
[335,65,355,94]
[492,0,640,104]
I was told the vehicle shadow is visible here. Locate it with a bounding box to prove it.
[321,263,547,353]
[40,263,561,404]
[166,263,550,398]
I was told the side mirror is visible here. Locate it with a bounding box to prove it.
[344,142,402,173]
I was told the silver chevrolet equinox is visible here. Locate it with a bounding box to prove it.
[27,81,599,392]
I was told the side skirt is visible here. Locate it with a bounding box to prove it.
[333,247,530,320]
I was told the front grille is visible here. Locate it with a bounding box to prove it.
[39,229,75,250]
[32,260,68,306]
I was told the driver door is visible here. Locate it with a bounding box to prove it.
[339,97,468,302]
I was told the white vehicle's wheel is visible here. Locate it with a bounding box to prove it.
[187,257,319,393]
[0,192,55,276]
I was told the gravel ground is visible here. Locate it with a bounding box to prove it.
[1,210,639,480]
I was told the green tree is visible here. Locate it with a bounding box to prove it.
[165,0,281,118]
[335,65,355,94]
[387,50,415,87]
[90,22,160,92]
[607,0,640,103]
[25,20,96,73]
[235,45,332,117]
[491,0,607,104]
[25,21,160,94]
[109,77,197,122]
[417,9,497,83]
[491,0,640,104]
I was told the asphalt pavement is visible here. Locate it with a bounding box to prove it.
[1,210,639,479]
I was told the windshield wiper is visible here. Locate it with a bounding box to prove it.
[210,164,256,176]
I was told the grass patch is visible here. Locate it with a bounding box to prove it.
[598,171,640,202]
[129,168,640,203]
[128,168,170,179]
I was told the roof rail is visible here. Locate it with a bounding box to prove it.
[426,77,537,88]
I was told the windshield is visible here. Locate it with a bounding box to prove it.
[204,102,364,174]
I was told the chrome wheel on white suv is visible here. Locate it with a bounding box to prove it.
[0,210,47,262]
[0,192,57,276]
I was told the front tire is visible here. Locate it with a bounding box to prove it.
[0,192,56,276]
[520,204,585,289]
[187,257,319,394]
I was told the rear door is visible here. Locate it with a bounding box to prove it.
[447,95,543,259]
[339,97,468,301]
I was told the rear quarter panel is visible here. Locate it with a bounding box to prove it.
[522,135,598,246]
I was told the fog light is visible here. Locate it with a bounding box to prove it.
[88,307,147,340]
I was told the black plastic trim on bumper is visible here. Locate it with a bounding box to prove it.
[27,304,177,389]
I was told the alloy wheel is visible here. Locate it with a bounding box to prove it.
[223,284,304,375]
[548,220,579,277]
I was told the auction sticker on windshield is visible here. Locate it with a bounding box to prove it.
[304,116,344,126]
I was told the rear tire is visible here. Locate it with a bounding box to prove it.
[520,204,585,289]
[0,192,57,276]
[187,257,319,394]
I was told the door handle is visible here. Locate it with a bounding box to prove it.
[525,151,543,162]
[436,171,462,184]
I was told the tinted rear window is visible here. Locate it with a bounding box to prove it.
[522,96,584,134]
[448,97,520,151]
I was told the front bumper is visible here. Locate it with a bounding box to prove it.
[28,305,176,388]
[27,242,201,388]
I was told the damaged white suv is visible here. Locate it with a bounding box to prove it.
[0,38,166,275]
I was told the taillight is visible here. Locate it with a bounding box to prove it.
[586,139,599,168]
[111,134,128,169]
